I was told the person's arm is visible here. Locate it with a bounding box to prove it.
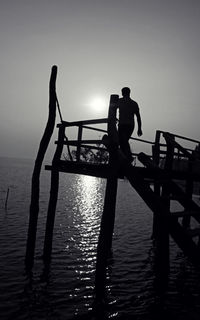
[136,109,143,136]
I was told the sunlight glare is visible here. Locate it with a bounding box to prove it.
[89,96,107,114]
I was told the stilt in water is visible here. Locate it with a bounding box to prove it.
[25,66,58,270]
[94,94,119,301]
[5,187,10,210]
[43,125,65,264]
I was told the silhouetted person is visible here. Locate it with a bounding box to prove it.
[116,87,143,162]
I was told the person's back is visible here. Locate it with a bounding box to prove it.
[116,87,142,162]
[118,96,139,126]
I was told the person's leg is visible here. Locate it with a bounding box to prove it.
[126,125,134,161]
[118,126,127,156]
[118,125,134,161]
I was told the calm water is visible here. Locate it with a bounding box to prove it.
[1,157,200,319]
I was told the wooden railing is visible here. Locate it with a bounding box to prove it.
[54,118,200,173]
[153,130,200,170]
[55,118,155,164]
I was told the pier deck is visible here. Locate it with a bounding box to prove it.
[25,68,200,280]
[44,116,200,266]
[25,67,200,300]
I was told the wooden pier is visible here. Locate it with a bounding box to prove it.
[25,66,200,299]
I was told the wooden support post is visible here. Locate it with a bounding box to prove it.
[154,133,174,279]
[169,217,200,265]
[94,95,119,301]
[43,169,59,264]
[152,130,161,239]
[107,95,119,146]
[25,66,58,270]
[138,135,171,284]
[124,151,170,288]
[182,158,193,228]
[43,125,65,264]
[134,151,200,265]
[161,133,174,209]
[153,214,169,288]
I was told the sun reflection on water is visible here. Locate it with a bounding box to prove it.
[68,175,105,278]
[74,175,105,252]
[61,175,106,313]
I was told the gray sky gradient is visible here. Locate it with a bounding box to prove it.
[1,0,200,158]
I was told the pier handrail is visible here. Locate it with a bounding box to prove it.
[153,129,200,166]
[55,117,200,166]
[163,132,194,160]
[55,117,154,163]
[57,118,109,127]
[58,118,155,144]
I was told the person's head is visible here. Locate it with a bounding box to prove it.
[121,87,131,97]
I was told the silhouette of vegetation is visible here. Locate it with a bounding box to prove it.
[64,142,109,164]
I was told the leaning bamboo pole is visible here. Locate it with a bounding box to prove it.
[25,65,58,270]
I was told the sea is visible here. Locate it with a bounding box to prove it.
[1,156,200,320]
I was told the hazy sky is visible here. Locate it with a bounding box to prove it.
[1,0,200,159]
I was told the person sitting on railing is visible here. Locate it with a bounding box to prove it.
[116,87,143,162]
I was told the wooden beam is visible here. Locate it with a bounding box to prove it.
[45,161,117,179]
[163,132,193,159]
[169,218,200,264]
[57,118,108,127]
[56,139,105,145]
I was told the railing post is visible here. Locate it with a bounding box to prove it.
[43,125,65,264]
[95,94,119,302]
[152,130,161,239]
[164,133,174,173]
[153,130,161,167]
[76,125,83,162]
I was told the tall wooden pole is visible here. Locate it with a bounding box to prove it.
[95,94,119,301]
[43,125,65,264]
[25,66,58,270]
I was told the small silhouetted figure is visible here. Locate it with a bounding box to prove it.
[116,87,143,162]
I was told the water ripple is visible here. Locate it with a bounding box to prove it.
[1,159,200,319]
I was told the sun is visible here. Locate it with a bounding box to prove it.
[89,96,107,114]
